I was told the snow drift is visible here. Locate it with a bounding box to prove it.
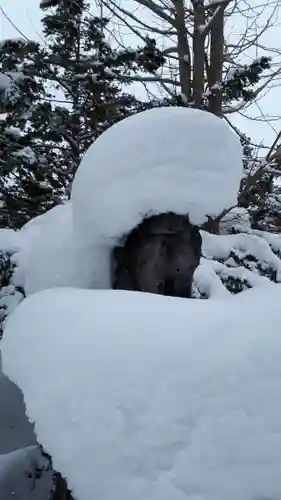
[2,285,281,500]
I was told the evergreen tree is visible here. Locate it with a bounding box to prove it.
[0,0,165,229]
[171,56,272,109]
[222,57,271,103]
[238,133,281,233]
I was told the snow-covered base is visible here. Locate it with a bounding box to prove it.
[3,286,281,500]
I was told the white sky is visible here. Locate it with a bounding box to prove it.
[1,0,281,152]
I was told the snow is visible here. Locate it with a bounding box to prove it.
[72,107,242,233]
[5,107,243,294]
[202,229,281,281]
[12,146,36,165]
[0,446,51,499]
[13,202,75,295]
[5,71,25,84]
[0,230,24,336]
[70,106,242,288]
[0,71,25,105]
[0,73,12,93]
[226,66,237,81]
[252,229,281,255]
[193,258,231,298]
[8,202,279,297]
[0,447,55,499]
[3,285,281,500]
[219,206,251,233]
[4,126,21,139]
[0,229,21,254]
[193,255,274,298]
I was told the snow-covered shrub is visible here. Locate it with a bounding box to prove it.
[239,134,281,233]
[0,230,24,337]
[0,251,24,339]
[193,223,281,298]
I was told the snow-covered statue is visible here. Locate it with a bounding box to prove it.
[70,106,243,295]
[8,106,242,298]
[4,108,281,500]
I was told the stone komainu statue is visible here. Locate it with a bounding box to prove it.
[112,213,202,298]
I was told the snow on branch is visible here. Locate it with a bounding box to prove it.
[198,1,231,37]
[194,228,281,299]
[0,230,24,338]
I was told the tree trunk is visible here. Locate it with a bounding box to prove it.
[174,0,191,102]
[208,6,225,116]
[193,0,205,108]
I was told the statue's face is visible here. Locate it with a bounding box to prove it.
[135,227,202,298]
[112,213,202,298]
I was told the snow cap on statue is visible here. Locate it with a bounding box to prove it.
[71,106,243,246]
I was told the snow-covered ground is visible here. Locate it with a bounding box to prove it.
[0,445,53,500]
[2,285,281,500]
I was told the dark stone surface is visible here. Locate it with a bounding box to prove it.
[113,213,202,297]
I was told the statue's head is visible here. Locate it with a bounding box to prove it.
[112,213,202,298]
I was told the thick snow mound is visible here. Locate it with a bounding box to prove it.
[71,107,243,245]
[13,203,75,295]
[0,229,21,254]
[13,202,108,294]
[2,286,281,500]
